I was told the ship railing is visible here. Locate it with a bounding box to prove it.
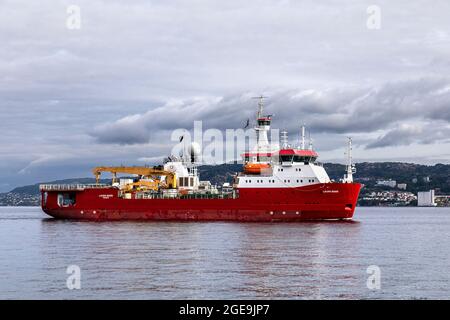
[39,184,111,191]
[133,192,238,200]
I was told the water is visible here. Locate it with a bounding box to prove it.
[0,207,449,299]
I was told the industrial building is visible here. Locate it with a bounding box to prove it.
[417,190,450,207]
[417,190,436,206]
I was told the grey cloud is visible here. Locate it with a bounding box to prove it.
[90,78,450,146]
[91,114,153,144]
[366,124,423,149]
[2,0,450,191]
[89,95,258,144]
[366,122,450,149]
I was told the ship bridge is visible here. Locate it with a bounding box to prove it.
[278,149,319,164]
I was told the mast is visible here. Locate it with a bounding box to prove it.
[301,125,306,150]
[253,95,267,119]
[343,137,355,183]
[280,130,289,149]
[251,95,270,157]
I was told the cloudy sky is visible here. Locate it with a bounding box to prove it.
[1,0,450,191]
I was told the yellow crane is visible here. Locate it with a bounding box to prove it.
[121,180,160,192]
[92,166,177,189]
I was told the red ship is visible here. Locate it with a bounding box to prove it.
[40,97,361,221]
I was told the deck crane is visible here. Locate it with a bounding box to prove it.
[92,166,177,189]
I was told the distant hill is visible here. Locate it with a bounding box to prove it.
[0,178,111,206]
[1,162,449,206]
[8,178,110,195]
[198,163,242,185]
[353,162,450,194]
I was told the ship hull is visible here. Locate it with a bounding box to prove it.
[41,183,361,221]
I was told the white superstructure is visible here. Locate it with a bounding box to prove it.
[236,97,333,189]
[162,96,352,192]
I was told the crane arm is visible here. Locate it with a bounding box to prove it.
[92,166,177,189]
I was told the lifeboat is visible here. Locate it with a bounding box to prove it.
[243,163,271,174]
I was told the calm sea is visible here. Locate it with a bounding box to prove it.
[0,206,449,299]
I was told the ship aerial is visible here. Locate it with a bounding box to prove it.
[40,97,361,221]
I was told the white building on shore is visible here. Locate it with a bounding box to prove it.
[376,180,397,188]
[417,190,436,207]
[397,183,407,190]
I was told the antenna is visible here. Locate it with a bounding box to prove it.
[252,95,268,118]
[347,137,352,167]
[280,130,289,149]
[301,124,306,149]
[343,137,355,183]
[308,130,313,150]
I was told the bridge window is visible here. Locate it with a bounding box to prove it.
[258,120,271,126]
[257,155,271,162]
[295,156,310,163]
[280,155,293,163]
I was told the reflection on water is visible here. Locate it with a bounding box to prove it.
[0,207,449,299]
